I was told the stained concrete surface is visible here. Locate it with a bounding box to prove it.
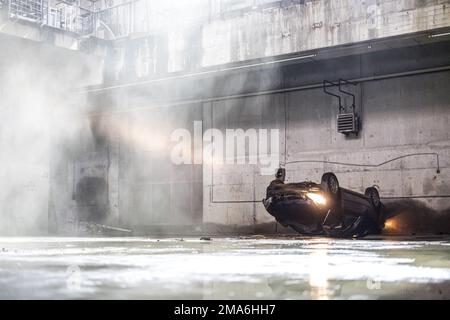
[0,236,449,299]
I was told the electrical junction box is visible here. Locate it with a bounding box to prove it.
[337,113,359,135]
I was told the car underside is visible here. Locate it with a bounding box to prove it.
[263,170,387,238]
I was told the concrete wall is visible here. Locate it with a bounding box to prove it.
[83,39,450,235]
[4,0,448,80]
[0,34,102,235]
[115,105,203,233]
[103,0,450,79]
[2,1,449,235]
[203,71,450,231]
[200,41,450,233]
[201,0,450,67]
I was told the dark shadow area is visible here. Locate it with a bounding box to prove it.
[383,199,450,235]
[75,176,109,223]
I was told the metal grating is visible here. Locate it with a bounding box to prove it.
[7,0,92,34]
[9,0,44,22]
[337,113,359,135]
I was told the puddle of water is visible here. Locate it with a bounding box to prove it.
[0,236,449,299]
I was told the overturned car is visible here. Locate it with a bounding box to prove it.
[263,169,386,238]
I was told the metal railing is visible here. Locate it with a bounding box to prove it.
[6,0,94,34]
[8,0,44,22]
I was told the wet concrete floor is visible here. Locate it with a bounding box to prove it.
[0,236,449,299]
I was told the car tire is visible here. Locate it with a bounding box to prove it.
[365,187,381,209]
[321,172,340,195]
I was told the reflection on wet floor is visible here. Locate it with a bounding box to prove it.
[0,236,449,299]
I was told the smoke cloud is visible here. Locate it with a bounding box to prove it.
[383,199,450,235]
[0,35,101,235]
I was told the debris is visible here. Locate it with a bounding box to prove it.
[79,221,133,236]
[200,237,211,241]
[90,223,132,234]
[241,235,267,239]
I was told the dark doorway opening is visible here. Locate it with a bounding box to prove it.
[75,176,109,222]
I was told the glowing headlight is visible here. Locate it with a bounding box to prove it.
[306,193,326,206]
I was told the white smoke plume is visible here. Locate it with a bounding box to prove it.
[0,36,101,235]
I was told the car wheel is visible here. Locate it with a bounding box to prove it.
[321,172,340,195]
[365,187,381,209]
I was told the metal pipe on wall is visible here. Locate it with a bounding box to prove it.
[86,65,450,115]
